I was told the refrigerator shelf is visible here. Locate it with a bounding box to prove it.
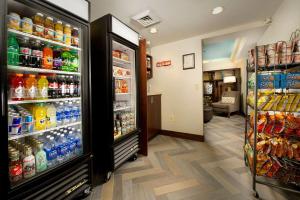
[8,121,81,140]
[114,106,132,112]
[8,97,81,105]
[8,28,82,51]
[115,93,131,95]
[113,57,131,66]
[8,65,81,76]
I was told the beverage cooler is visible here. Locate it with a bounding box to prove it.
[0,0,92,199]
[91,14,140,184]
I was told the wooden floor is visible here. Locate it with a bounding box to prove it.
[87,115,300,200]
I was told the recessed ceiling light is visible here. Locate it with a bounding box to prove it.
[150,27,157,34]
[212,6,223,15]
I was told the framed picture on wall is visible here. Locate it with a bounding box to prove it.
[183,53,195,70]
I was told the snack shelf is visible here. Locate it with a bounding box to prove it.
[8,121,81,140]
[113,56,131,65]
[247,62,300,72]
[8,97,80,105]
[8,65,81,76]
[8,28,81,51]
[113,106,132,112]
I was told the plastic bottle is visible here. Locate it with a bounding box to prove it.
[8,34,20,66]
[63,101,71,125]
[58,75,67,98]
[44,136,57,168]
[63,24,72,46]
[42,44,53,69]
[35,142,47,173]
[48,75,58,99]
[30,40,43,68]
[71,27,79,47]
[65,76,70,97]
[34,103,46,130]
[67,131,76,157]
[19,37,32,67]
[74,129,82,156]
[22,146,35,179]
[68,76,75,97]
[72,101,80,122]
[11,73,25,101]
[61,50,71,71]
[57,134,69,163]
[25,74,37,100]
[53,46,62,70]
[32,13,44,37]
[54,21,63,43]
[56,102,64,126]
[46,103,57,128]
[70,50,79,72]
[44,17,55,40]
[37,75,48,99]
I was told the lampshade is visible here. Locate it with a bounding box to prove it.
[223,76,236,83]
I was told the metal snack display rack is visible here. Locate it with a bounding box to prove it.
[244,31,300,198]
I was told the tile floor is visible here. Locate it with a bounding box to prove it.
[87,115,300,200]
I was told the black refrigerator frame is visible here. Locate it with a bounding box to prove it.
[91,14,141,185]
[0,0,92,199]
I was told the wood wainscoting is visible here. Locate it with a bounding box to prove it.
[160,130,204,142]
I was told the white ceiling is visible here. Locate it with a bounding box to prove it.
[90,0,283,46]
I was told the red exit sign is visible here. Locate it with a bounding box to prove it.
[156,60,171,67]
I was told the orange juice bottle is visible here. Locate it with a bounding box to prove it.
[34,103,47,130]
[43,45,53,69]
[38,75,48,99]
[25,74,38,100]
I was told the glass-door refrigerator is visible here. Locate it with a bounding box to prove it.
[91,14,140,185]
[0,0,91,199]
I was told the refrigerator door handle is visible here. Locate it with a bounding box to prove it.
[1,93,4,117]
[112,77,115,101]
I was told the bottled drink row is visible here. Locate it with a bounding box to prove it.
[8,12,80,47]
[9,126,82,184]
[9,102,81,135]
[114,111,135,139]
[10,73,80,101]
[8,34,79,72]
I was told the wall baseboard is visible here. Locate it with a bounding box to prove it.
[160,130,204,142]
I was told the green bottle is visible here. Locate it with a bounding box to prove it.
[35,142,47,173]
[61,50,71,71]
[7,34,19,66]
[70,50,79,72]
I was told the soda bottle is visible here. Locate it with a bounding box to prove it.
[73,76,80,97]
[65,76,70,97]
[37,75,48,99]
[42,44,53,69]
[25,74,37,100]
[61,50,71,71]
[8,34,19,66]
[58,75,66,98]
[48,75,58,99]
[53,46,62,70]
[11,73,25,101]
[19,37,31,67]
[30,40,43,68]
[68,76,75,97]
[34,103,46,130]
[46,103,57,128]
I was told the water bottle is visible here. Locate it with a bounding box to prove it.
[76,101,81,121]
[67,131,76,157]
[74,129,82,156]
[72,102,80,122]
[57,134,69,163]
[63,101,71,125]
[44,136,57,168]
[56,102,64,126]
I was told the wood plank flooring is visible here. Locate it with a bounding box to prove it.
[87,115,300,200]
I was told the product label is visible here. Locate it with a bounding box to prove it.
[60,84,66,95]
[32,50,43,57]
[23,156,35,178]
[35,25,44,34]
[28,86,37,98]
[56,110,63,122]
[36,152,47,172]
[53,58,62,68]
[45,148,57,161]
[49,82,58,89]
[69,84,75,95]
[14,86,25,98]
[57,144,68,157]
[9,165,22,177]
[69,140,76,153]
[45,28,55,37]
[64,34,71,45]
[44,56,53,65]
[55,31,63,42]
[64,110,71,120]
[20,47,32,55]
[40,87,48,98]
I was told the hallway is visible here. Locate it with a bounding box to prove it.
[88,116,298,200]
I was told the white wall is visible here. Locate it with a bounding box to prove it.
[148,36,204,135]
[258,0,300,44]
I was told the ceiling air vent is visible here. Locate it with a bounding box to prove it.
[132,10,160,28]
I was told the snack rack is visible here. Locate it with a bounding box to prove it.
[244,37,300,198]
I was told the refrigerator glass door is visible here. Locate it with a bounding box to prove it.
[7,0,84,188]
[112,40,137,140]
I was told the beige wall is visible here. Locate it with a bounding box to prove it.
[148,36,204,135]
[258,0,300,44]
